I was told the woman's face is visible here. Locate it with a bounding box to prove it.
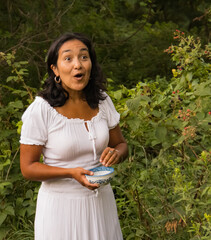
[51,39,92,95]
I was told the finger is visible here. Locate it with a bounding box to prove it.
[105,153,119,167]
[83,177,99,190]
[84,170,94,176]
[101,148,115,162]
[105,149,121,166]
[100,147,111,162]
[88,183,99,190]
[102,150,117,166]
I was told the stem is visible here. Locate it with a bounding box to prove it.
[14,68,34,101]
[185,141,199,159]
[133,188,151,239]
[5,147,20,181]
[141,145,148,168]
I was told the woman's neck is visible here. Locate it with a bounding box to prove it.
[67,90,85,103]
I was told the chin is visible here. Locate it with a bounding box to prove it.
[63,83,88,92]
[76,82,89,90]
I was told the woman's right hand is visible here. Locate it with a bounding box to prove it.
[71,167,99,190]
[20,144,99,190]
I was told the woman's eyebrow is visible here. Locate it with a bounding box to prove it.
[80,48,89,52]
[61,48,89,54]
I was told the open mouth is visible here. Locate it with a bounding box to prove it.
[74,73,83,78]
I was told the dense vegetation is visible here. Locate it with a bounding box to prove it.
[0,0,210,239]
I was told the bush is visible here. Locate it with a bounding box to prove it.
[0,32,210,239]
[0,52,38,240]
[110,31,211,239]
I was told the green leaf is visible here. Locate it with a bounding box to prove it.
[0,213,7,226]
[0,159,10,171]
[127,118,141,131]
[151,139,161,146]
[194,82,211,96]
[16,120,23,135]
[26,205,36,217]
[126,233,136,240]
[18,208,27,217]
[186,72,193,82]
[113,90,122,100]
[8,100,23,109]
[140,95,151,102]
[155,126,167,141]
[0,227,9,240]
[6,76,18,82]
[0,182,13,194]
[17,68,28,75]
[126,95,151,111]
[173,135,186,146]
[152,110,162,118]
[126,97,141,111]
[201,187,211,197]
[26,189,34,199]
[12,89,28,97]
[196,112,205,120]
[19,61,28,65]
[0,130,15,141]
[5,206,15,216]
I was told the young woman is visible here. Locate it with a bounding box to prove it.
[20,32,128,240]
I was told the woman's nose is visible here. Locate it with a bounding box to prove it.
[73,58,82,69]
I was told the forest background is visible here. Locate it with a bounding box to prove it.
[0,0,211,239]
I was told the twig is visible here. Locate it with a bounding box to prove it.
[141,145,148,168]
[5,32,46,53]
[185,141,199,159]
[59,0,76,18]
[193,9,210,22]
[96,3,153,47]
[5,147,20,181]
[5,0,76,55]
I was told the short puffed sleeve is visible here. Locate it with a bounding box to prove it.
[20,97,48,145]
[100,93,120,129]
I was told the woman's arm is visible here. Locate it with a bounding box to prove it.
[20,144,99,190]
[100,125,128,167]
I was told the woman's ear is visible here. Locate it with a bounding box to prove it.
[51,64,58,76]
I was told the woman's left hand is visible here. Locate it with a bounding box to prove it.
[100,147,121,167]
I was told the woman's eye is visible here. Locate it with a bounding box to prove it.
[65,57,71,61]
[81,55,88,60]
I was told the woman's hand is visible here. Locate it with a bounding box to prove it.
[100,147,121,167]
[70,167,99,190]
[20,144,99,190]
[100,125,128,167]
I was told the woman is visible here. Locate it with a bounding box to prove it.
[20,32,128,240]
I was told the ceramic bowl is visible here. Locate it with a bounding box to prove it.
[85,166,115,186]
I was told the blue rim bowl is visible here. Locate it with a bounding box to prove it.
[85,166,115,185]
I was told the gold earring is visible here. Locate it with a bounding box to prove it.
[54,76,61,84]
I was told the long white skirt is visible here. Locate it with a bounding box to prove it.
[34,179,123,240]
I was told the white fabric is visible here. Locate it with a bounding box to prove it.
[20,93,122,240]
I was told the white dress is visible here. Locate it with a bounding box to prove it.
[20,93,123,240]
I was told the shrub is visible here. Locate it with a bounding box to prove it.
[110,31,211,239]
[0,32,210,240]
[0,52,38,240]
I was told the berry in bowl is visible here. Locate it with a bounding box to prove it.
[86,166,115,186]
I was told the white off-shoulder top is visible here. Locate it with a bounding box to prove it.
[20,93,120,171]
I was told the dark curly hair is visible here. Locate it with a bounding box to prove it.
[39,32,107,108]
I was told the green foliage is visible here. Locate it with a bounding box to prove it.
[109,33,211,239]
[0,52,38,240]
[1,0,210,89]
[0,28,210,240]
